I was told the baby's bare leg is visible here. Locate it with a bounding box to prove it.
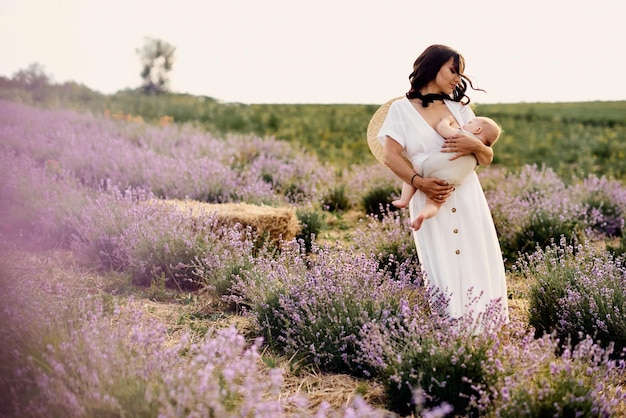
[392,182,416,209]
[411,198,442,230]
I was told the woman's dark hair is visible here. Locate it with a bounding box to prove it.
[406,44,482,104]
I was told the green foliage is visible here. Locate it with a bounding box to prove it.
[322,184,351,212]
[475,102,626,181]
[496,348,615,418]
[375,240,410,276]
[10,62,52,91]
[0,79,104,109]
[361,185,399,219]
[255,292,284,348]
[295,207,326,253]
[193,249,255,297]
[383,337,495,417]
[507,211,585,261]
[526,256,572,339]
[499,375,597,417]
[474,101,626,127]
[521,240,626,354]
[263,292,389,375]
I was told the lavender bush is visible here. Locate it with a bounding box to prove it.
[230,240,426,376]
[383,335,496,417]
[342,163,400,211]
[352,210,421,279]
[69,189,257,290]
[516,238,626,355]
[155,326,289,417]
[361,294,506,417]
[480,165,626,264]
[0,100,334,206]
[24,301,178,417]
[483,165,591,262]
[368,307,624,417]
[0,151,91,247]
[570,174,626,238]
[0,251,388,417]
[0,249,174,417]
[492,328,625,417]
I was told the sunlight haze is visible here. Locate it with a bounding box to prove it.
[1,0,624,104]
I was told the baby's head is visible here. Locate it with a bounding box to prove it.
[462,116,501,146]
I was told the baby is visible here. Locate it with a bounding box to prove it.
[392,115,501,230]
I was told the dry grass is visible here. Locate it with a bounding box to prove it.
[316,209,366,248]
[505,271,532,324]
[280,366,387,414]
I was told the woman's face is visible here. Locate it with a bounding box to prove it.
[435,57,461,95]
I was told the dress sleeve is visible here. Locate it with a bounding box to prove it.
[377,101,406,149]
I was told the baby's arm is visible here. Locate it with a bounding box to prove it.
[436,116,462,139]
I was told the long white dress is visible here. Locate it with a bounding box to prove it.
[377,97,509,321]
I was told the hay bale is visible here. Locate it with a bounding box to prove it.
[165,200,301,243]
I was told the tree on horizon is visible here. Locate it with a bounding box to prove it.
[136,37,175,95]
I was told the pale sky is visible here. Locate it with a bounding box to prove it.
[1,0,625,104]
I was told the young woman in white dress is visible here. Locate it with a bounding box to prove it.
[376,44,509,322]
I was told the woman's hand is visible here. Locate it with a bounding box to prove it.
[383,135,454,203]
[441,132,493,166]
[418,177,454,203]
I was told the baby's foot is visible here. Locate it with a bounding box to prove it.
[411,214,426,230]
[392,199,409,209]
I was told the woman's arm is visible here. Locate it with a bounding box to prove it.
[383,136,454,201]
[441,133,494,166]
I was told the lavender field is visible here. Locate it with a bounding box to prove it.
[1,99,625,417]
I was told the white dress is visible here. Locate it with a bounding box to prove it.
[377,97,509,321]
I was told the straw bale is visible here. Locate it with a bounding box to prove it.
[164,200,301,243]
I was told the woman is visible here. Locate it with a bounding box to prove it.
[376,44,509,322]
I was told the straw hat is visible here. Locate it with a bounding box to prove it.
[366,96,411,167]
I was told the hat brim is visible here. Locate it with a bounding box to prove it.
[366,96,411,168]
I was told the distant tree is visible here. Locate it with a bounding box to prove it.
[0,76,11,90]
[12,62,52,90]
[136,37,176,95]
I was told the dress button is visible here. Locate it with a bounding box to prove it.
[451,208,457,213]
[453,229,458,234]
[455,250,460,255]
